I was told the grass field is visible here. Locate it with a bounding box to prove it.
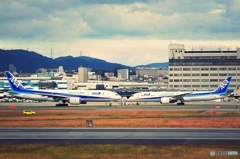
[0,110,240,128]
[0,144,239,159]
[1,109,240,158]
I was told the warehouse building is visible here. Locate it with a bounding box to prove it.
[135,67,168,77]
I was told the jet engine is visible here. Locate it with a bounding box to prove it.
[160,97,171,104]
[68,97,81,105]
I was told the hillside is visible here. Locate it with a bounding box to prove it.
[0,49,131,72]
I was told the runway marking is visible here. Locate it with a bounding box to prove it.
[0,130,21,132]
[183,139,191,145]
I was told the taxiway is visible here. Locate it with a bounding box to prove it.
[0,101,239,111]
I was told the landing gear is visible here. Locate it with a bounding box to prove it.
[177,102,185,105]
[56,102,69,107]
[177,99,185,105]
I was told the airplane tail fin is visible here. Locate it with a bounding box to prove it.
[213,77,232,94]
[5,71,25,92]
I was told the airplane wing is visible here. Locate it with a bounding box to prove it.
[170,92,192,100]
[32,92,70,100]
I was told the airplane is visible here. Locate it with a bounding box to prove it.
[0,92,11,99]
[128,77,232,105]
[5,71,122,106]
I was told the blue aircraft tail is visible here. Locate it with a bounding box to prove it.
[5,71,25,92]
[213,77,232,94]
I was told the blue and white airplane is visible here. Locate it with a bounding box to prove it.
[5,71,122,106]
[129,77,232,105]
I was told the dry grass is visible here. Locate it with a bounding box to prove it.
[1,110,239,159]
[0,144,239,159]
[0,110,240,128]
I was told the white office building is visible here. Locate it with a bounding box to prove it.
[117,69,129,81]
[168,44,240,90]
[78,67,88,83]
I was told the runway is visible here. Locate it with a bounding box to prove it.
[0,128,240,145]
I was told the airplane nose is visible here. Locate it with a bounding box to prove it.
[113,94,122,100]
[117,95,122,100]
[128,97,133,101]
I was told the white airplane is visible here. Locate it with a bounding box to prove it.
[5,71,122,106]
[0,92,12,98]
[129,77,232,105]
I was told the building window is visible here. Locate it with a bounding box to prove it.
[219,68,227,70]
[210,74,218,76]
[183,68,191,71]
[228,68,236,70]
[210,68,218,70]
[192,68,200,71]
[201,74,209,76]
[183,79,191,82]
[192,74,199,76]
[192,85,200,87]
[174,68,182,71]
[210,85,218,87]
[192,79,200,82]
[219,73,227,76]
[201,79,209,82]
[201,68,209,70]
[210,79,218,82]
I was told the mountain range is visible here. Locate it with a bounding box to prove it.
[0,49,168,73]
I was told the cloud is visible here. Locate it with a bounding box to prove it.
[0,0,239,66]
[1,0,239,40]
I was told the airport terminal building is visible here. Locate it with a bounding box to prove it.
[168,44,240,91]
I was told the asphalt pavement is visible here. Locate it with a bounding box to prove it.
[0,128,240,145]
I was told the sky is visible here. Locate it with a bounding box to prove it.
[0,0,240,66]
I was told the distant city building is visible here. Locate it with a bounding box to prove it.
[88,72,101,81]
[37,72,55,77]
[58,66,64,73]
[168,43,240,90]
[129,75,138,81]
[36,68,47,73]
[0,77,67,91]
[135,67,168,77]
[78,67,88,83]
[104,72,115,81]
[9,64,16,72]
[104,72,115,77]
[117,69,129,80]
